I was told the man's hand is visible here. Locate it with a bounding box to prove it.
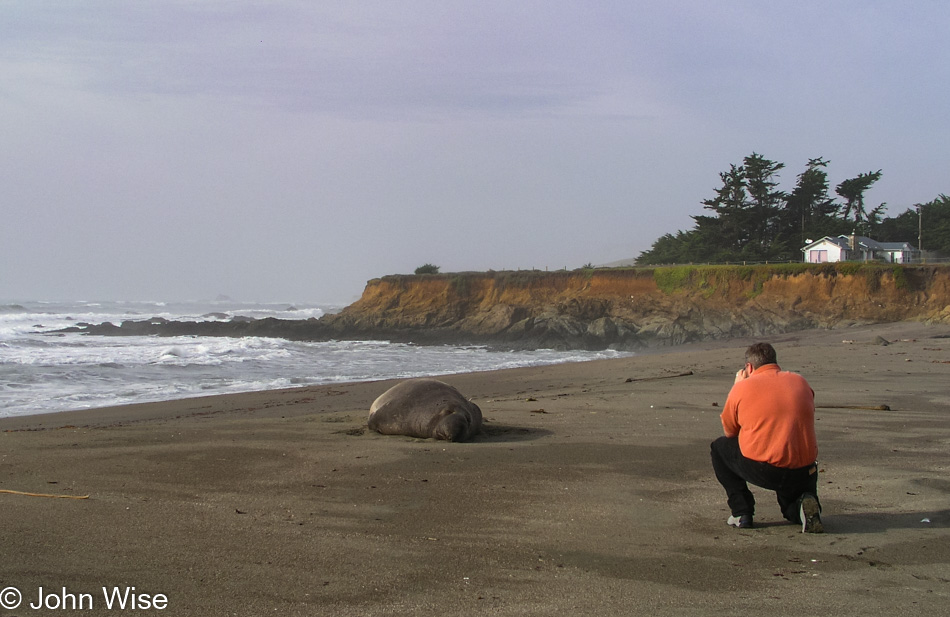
[734,363,752,384]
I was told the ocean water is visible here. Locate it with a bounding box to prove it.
[0,300,630,418]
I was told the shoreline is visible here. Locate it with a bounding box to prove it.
[3,321,950,615]
[1,321,938,432]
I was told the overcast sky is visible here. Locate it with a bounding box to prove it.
[2,1,947,304]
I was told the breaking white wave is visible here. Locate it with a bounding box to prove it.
[0,299,630,418]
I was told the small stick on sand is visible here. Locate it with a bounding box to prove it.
[0,489,90,500]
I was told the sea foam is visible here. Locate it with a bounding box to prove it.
[0,299,630,418]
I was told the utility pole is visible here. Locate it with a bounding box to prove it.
[917,203,924,264]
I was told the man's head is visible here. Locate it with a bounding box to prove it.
[745,342,777,369]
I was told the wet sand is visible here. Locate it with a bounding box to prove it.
[2,322,949,615]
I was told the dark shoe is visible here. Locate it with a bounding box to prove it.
[727,514,753,529]
[799,494,823,533]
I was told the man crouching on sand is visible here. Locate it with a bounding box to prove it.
[710,342,824,532]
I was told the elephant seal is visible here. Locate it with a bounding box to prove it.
[367,378,482,441]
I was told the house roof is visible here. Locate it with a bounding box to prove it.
[802,235,915,252]
[802,236,847,251]
[875,241,915,251]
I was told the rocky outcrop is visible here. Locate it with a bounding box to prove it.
[58,264,950,350]
[320,265,950,349]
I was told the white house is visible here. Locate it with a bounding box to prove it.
[802,235,916,264]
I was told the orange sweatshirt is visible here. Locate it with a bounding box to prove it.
[720,364,817,468]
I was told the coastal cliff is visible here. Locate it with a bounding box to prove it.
[321,264,950,349]
[64,264,950,350]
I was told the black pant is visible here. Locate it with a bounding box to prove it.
[710,436,819,522]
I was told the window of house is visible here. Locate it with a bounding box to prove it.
[809,250,828,263]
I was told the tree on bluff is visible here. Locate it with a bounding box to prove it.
[635,154,919,265]
[414,264,440,275]
[918,194,950,254]
[784,157,838,246]
[684,154,788,263]
[836,170,883,224]
[877,194,950,255]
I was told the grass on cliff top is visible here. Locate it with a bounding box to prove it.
[376,268,653,286]
[651,262,925,295]
[370,263,930,297]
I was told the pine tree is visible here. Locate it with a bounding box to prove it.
[785,157,835,246]
[835,170,883,226]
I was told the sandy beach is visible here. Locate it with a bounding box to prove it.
[2,322,949,616]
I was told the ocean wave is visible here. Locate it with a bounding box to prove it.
[0,299,630,418]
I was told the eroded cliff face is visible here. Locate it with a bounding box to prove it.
[323,266,950,350]
[65,265,950,350]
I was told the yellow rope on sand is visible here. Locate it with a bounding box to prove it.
[0,489,90,500]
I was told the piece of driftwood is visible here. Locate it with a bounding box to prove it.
[625,371,694,383]
[817,404,891,411]
[0,489,90,500]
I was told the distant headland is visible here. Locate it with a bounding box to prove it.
[57,264,950,351]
